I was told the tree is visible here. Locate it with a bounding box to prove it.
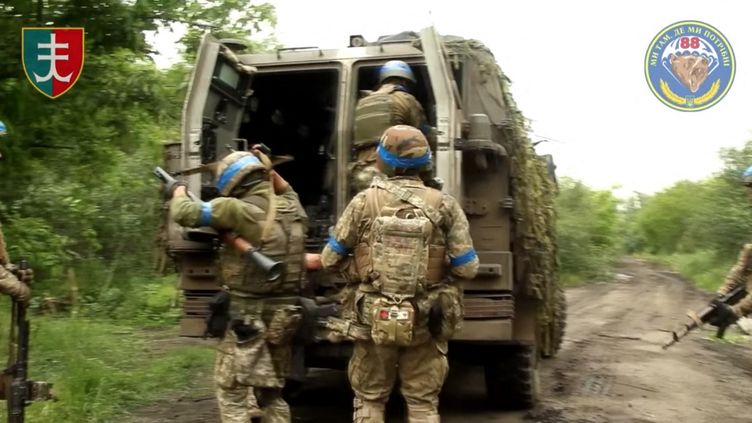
[0,0,278,308]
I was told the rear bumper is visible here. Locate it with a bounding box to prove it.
[453,319,513,341]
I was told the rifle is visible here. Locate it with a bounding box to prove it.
[5,259,54,423]
[153,166,284,281]
[662,284,747,349]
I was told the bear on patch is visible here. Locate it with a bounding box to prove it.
[669,54,710,93]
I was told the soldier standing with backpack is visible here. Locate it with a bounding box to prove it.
[315,125,479,423]
[350,61,430,194]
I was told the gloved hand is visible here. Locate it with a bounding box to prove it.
[707,299,739,332]
[5,263,34,284]
[163,180,187,200]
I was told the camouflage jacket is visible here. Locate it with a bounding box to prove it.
[321,177,479,281]
[718,243,752,317]
[171,182,306,248]
[0,223,30,302]
[382,84,427,130]
[171,181,308,300]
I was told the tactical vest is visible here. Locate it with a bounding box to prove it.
[352,85,399,149]
[354,180,446,298]
[221,194,305,296]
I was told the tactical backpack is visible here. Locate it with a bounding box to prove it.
[352,85,398,149]
[354,180,444,346]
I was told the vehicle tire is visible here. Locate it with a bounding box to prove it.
[484,345,539,409]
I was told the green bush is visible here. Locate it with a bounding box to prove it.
[556,177,621,283]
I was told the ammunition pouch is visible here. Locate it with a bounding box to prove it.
[266,305,302,346]
[205,290,231,338]
[325,316,371,341]
[425,284,463,342]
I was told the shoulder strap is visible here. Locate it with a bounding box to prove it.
[373,180,442,226]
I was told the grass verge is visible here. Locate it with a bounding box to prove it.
[636,250,733,292]
[0,313,213,423]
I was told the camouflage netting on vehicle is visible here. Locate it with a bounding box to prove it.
[440,36,560,336]
[407,34,560,337]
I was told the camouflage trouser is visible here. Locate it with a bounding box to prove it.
[214,326,293,423]
[348,146,384,195]
[348,339,449,423]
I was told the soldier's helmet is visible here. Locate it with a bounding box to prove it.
[379,60,416,84]
[215,151,271,196]
[0,120,7,159]
[743,165,752,186]
[376,125,432,176]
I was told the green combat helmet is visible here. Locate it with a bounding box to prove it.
[214,151,271,197]
[376,124,433,177]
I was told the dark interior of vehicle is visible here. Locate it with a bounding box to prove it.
[238,69,338,208]
[237,69,339,251]
[234,63,446,251]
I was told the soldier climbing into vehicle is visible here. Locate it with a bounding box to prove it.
[350,60,432,194]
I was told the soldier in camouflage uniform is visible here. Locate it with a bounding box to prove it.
[0,125,33,401]
[0,127,32,306]
[0,226,31,305]
[318,125,479,423]
[168,149,307,423]
[350,60,430,194]
[709,165,752,331]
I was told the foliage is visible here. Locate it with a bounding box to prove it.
[625,139,752,291]
[0,0,277,306]
[555,177,621,283]
[0,3,278,419]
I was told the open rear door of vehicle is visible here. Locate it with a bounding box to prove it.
[175,34,255,337]
[181,34,256,197]
[419,26,464,200]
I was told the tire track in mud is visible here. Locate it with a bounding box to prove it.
[538,258,752,423]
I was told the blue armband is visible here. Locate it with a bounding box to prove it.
[450,249,477,267]
[327,236,350,256]
[199,202,212,226]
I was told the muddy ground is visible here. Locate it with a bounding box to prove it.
[126,258,752,422]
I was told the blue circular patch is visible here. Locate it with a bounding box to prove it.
[645,21,735,111]
[0,120,6,136]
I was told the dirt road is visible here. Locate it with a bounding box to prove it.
[127,258,752,422]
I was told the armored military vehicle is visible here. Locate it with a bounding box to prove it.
[163,27,564,409]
